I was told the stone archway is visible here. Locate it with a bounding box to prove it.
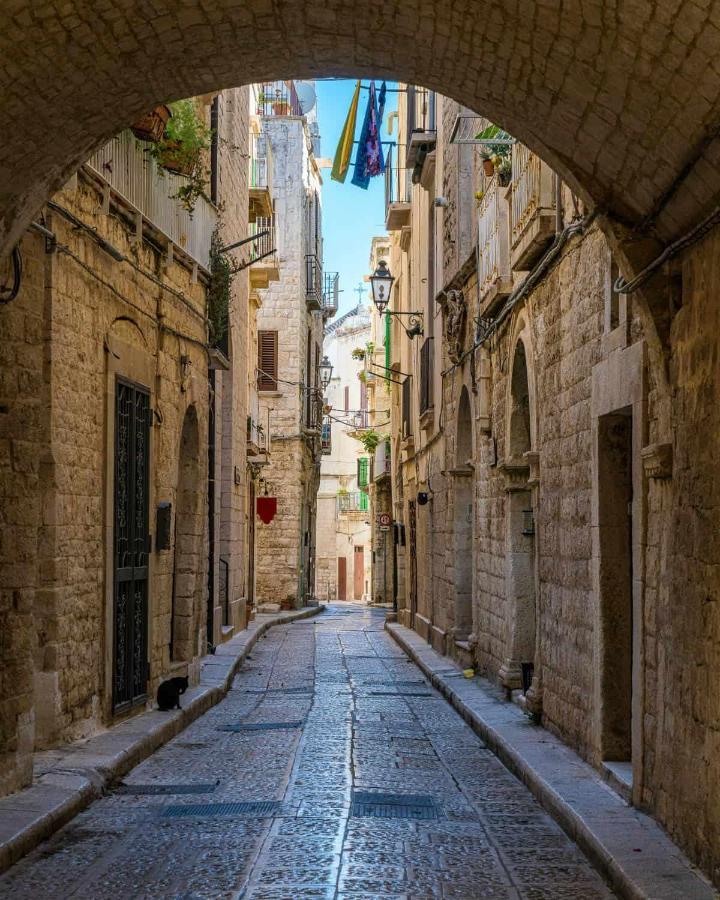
[452,386,474,642]
[3,2,720,253]
[171,405,204,664]
[499,333,539,699]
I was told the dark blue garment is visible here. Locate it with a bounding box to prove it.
[351,83,374,190]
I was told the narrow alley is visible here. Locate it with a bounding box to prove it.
[0,607,613,899]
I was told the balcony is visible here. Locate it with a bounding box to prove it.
[249,131,273,222]
[419,337,434,424]
[85,129,217,272]
[477,177,512,315]
[248,215,279,289]
[405,86,436,173]
[306,254,323,311]
[322,271,339,318]
[511,143,557,270]
[256,80,303,117]
[385,145,412,231]
[337,491,369,516]
[373,439,391,482]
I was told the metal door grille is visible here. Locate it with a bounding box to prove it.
[113,379,150,711]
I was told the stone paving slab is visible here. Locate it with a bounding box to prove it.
[0,604,323,875]
[386,620,718,900]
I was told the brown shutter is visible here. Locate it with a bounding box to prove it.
[257,330,278,391]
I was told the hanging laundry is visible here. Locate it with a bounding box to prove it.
[351,81,385,189]
[331,79,361,184]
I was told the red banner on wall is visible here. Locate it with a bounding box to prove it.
[256,496,277,524]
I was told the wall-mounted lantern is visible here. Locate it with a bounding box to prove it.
[370,259,424,339]
[319,355,333,390]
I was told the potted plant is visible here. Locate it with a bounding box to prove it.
[351,347,366,361]
[149,99,213,213]
[272,98,290,116]
[131,104,172,143]
[481,152,495,178]
[497,156,512,187]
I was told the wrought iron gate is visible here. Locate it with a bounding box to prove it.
[113,379,150,710]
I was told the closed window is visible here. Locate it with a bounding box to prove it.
[257,330,278,391]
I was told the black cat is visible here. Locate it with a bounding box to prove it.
[156,676,189,711]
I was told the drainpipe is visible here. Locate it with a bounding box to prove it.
[555,176,564,235]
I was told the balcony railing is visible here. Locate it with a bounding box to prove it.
[511,143,557,269]
[385,145,412,231]
[248,215,277,264]
[306,254,323,310]
[373,439,391,481]
[419,337,434,417]
[257,81,303,117]
[321,418,331,455]
[322,271,339,316]
[405,86,437,170]
[85,129,217,271]
[477,177,512,310]
[337,491,369,514]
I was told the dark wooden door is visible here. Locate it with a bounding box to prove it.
[408,501,417,626]
[354,546,364,600]
[248,481,256,611]
[113,379,150,711]
[337,557,347,601]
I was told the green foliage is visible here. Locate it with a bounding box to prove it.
[354,429,385,454]
[208,230,231,348]
[475,123,513,161]
[150,99,213,213]
[351,347,366,360]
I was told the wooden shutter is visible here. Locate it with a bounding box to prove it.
[257,330,278,391]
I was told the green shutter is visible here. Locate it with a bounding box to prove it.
[359,492,369,512]
[358,457,369,488]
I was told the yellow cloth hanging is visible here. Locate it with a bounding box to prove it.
[331,80,361,184]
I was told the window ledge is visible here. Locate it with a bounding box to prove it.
[258,390,283,397]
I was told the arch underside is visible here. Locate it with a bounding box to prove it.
[3,1,720,254]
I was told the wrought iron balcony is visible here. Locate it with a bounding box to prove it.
[322,271,339,317]
[477,176,512,314]
[511,143,557,270]
[85,129,217,271]
[321,418,332,455]
[337,491,369,514]
[401,375,413,442]
[306,254,323,310]
[405,86,437,171]
[249,131,273,222]
[385,145,412,231]
[257,80,303,118]
[247,215,279,289]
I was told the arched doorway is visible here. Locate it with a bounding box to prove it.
[452,386,474,642]
[499,338,538,698]
[2,2,719,253]
[171,405,203,664]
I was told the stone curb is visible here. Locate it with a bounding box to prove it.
[386,620,717,900]
[0,604,324,875]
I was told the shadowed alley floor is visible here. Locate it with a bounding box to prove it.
[0,605,614,899]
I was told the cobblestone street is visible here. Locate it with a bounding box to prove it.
[0,606,614,899]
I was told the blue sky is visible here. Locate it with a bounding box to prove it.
[315,79,398,318]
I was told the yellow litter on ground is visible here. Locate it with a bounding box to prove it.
[463,669,475,678]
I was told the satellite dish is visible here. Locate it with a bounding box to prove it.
[295,81,317,115]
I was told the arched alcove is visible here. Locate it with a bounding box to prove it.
[500,336,537,696]
[3,1,720,253]
[453,386,474,641]
[171,405,204,664]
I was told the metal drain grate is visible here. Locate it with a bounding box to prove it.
[118,783,217,795]
[162,801,281,818]
[219,721,303,732]
[351,790,441,820]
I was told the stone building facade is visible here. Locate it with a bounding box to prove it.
[0,89,255,797]
[387,86,720,887]
[254,87,333,609]
[315,305,372,603]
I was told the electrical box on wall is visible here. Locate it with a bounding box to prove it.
[156,502,172,551]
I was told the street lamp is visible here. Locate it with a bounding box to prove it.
[319,355,333,390]
[369,259,424,339]
[370,260,395,316]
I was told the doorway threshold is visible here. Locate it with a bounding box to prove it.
[602,760,633,803]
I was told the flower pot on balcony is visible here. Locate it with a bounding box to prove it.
[272,100,290,116]
[131,105,172,143]
[482,158,495,177]
[157,140,197,177]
